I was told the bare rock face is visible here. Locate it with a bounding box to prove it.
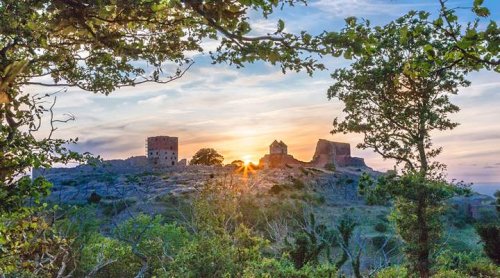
[309,139,366,168]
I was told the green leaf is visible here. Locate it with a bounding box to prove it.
[277,19,285,33]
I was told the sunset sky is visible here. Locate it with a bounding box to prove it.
[28,0,500,183]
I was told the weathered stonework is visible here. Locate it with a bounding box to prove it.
[309,139,366,168]
[259,140,304,168]
[270,140,288,154]
[147,136,179,166]
[258,139,367,169]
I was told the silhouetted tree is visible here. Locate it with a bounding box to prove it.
[190,148,224,166]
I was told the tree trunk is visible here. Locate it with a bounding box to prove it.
[416,197,430,278]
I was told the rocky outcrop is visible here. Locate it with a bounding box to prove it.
[308,139,366,168]
[259,153,305,168]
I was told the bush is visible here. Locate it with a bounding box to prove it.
[76,233,139,277]
[433,269,467,278]
[375,265,408,278]
[167,224,266,277]
[114,214,190,275]
[0,209,74,277]
[243,258,337,277]
[475,223,500,264]
[374,222,388,233]
[435,250,500,278]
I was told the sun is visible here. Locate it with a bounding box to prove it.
[242,155,253,167]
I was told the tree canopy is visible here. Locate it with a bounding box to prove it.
[190,148,224,166]
[328,3,499,177]
[0,0,329,100]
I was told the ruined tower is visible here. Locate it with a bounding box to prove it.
[270,140,288,155]
[146,136,178,166]
[259,140,303,168]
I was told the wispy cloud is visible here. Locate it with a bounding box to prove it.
[311,0,437,18]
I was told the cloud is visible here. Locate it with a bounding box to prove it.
[69,137,139,155]
[311,0,437,18]
[137,95,169,106]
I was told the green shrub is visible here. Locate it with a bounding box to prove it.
[375,265,408,278]
[125,174,140,184]
[167,224,266,277]
[476,223,500,264]
[374,222,388,233]
[243,258,337,277]
[76,233,139,277]
[433,269,467,278]
[435,250,500,277]
[0,208,73,277]
[465,259,500,277]
[114,214,190,275]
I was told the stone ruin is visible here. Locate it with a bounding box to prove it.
[259,140,304,168]
[259,139,366,169]
[310,139,366,168]
[146,136,179,166]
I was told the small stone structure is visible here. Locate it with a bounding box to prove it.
[146,136,179,166]
[259,140,304,168]
[270,140,288,154]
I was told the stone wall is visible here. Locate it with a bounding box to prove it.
[309,139,366,168]
[259,153,305,168]
[270,140,287,155]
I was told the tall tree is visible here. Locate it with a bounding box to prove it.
[327,3,498,276]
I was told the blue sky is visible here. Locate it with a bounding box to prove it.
[28,0,500,182]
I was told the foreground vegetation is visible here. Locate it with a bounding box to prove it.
[1,172,499,277]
